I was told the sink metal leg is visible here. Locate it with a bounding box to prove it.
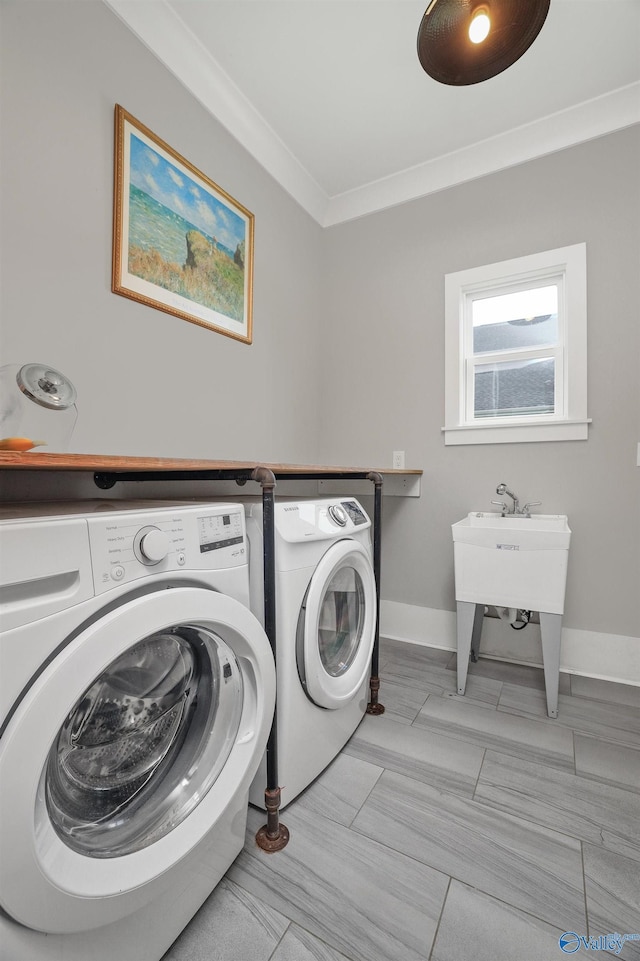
[456,601,484,695]
[469,604,484,664]
[539,612,562,718]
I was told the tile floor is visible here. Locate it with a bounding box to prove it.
[163,638,640,961]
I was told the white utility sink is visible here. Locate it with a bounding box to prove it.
[452,512,571,614]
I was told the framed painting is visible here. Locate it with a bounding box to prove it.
[112,105,254,344]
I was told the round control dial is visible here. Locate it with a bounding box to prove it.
[328,504,347,527]
[133,526,170,565]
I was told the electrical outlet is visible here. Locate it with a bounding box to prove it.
[392,450,405,470]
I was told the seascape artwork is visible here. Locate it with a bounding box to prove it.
[113,106,253,342]
[128,135,246,322]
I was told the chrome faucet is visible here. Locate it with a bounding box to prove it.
[492,483,541,517]
[493,483,519,515]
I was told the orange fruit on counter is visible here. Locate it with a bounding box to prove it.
[0,437,47,451]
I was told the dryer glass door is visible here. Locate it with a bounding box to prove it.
[318,565,364,677]
[297,540,376,710]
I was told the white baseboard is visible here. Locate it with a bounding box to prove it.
[380,600,640,686]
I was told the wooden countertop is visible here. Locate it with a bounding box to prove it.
[0,451,422,476]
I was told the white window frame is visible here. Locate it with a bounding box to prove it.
[443,243,590,445]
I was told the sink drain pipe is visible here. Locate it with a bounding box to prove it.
[511,609,532,631]
[497,607,532,629]
[497,606,519,626]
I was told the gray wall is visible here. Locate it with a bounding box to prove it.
[0,1,324,464]
[1,3,638,645]
[320,129,640,638]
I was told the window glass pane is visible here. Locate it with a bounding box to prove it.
[472,285,558,353]
[474,357,555,418]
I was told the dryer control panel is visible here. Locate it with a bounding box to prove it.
[275,497,371,543]
[339,500,368,526]
[87,503,247,594]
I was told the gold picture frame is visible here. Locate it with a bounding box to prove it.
[112,105,254,344]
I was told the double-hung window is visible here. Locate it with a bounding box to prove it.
[443,243,589,445]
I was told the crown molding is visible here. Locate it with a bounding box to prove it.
[325,82,640,226]
[103,0,330,223]
[104,1,640,228]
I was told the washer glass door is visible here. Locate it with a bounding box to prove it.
[297,540,376,710]
[46,622,242,858]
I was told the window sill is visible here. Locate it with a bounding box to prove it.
[442,419,591,446]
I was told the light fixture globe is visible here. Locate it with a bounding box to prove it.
[417,0,551,86]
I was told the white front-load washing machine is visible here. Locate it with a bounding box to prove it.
[0,500,275,961]
[242,497,376,810]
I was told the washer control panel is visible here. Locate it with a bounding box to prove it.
[198,510,244,554]
[87,503,246,593]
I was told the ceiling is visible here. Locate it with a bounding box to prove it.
[105,0,640,226]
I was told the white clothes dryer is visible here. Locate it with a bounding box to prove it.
[0,501,275,961]
[242,497,376,810]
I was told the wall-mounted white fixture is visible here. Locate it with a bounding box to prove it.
[452,510,571,717]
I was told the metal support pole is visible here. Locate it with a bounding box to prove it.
[94,468,255,489]
[366,471,385,715]
[251,467,289,851]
